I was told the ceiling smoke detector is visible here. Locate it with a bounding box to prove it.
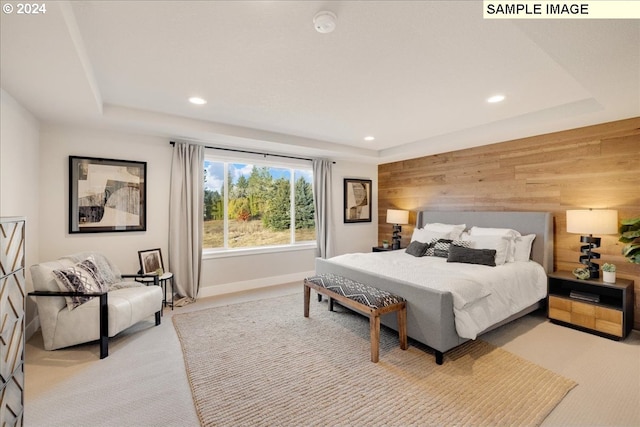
[313,11,337,34]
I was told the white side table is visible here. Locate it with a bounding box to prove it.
[136,272,174,310]
[158,272,174,310]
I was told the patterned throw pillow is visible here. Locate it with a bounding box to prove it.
[52,256,108,310]
[426,239,472,257]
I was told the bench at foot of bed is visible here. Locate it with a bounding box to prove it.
[303,273,408,363]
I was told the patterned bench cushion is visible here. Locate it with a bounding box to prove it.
[304,273,405,309]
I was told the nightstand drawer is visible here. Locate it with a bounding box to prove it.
[571,312,595,329]
[595,306,623,337]
[572,300,595,316]
[549,296,571,311]
[548,296,571,322]
[595,319,622,337]
[595,306,622,324]
[549,308,571,323]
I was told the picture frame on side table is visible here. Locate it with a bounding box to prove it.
[138,248,164,275]
[344,178,372,223]
[69,156,146,233]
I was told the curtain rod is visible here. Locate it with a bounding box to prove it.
[169,141,335,163]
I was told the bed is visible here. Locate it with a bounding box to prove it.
[315,210,553,364]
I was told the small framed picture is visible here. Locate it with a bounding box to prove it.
[344,178,372,223]
[138,248,164,275]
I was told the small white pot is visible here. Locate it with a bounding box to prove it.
[382,242,389,249]
[603,271,616,284]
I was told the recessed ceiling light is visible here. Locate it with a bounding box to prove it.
[487,94,505,103]
[189,97,207,105]
[364,136,375,141]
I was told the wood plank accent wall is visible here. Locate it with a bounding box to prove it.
[378,117,640,329]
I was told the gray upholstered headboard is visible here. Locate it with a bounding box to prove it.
[416,211,554,274]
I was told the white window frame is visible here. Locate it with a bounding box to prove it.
[203,151,316,259]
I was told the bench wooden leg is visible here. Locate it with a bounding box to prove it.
[304,284,311,317]
[398,305,408,350]
[304,278,406,363]
[370,314,380,363]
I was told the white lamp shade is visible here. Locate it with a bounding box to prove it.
[566,209,618,235]
[386,209,409,225]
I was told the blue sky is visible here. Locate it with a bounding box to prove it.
[204,161,312,192]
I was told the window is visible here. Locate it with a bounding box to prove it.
[204,158,315,251]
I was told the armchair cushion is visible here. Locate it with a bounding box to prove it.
[63,252,121,285]
[52,256,108,310]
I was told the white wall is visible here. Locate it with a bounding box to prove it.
[1,88,41,332]
[39,125,172,273]
[38,125,378,301]
[331,160,378,255]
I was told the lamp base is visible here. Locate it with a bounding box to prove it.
[392,224,402,250]
[582,263,600,279]
[578,235,601,279]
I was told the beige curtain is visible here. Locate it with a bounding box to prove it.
[312,159,334,259]
[169,142,204,304]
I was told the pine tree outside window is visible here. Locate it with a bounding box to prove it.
[204,158,315,251]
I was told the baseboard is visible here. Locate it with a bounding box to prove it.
[26,316,40,341]
[198,270,314,299]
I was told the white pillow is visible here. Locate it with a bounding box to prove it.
[514,234,536,262]
[463,234,511,265]
[411,228,449,243]
[468,226,521,237]
[422,223,466,240]
[468,227,521,262]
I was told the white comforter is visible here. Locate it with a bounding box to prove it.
[327,251,547,339]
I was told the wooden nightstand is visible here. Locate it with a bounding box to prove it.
[372,246,402,252]
[547,271,634,340]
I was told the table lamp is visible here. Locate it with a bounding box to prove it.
[387,209,409,250]
[566,209,618,279]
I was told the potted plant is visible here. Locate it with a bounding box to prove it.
[382,239,389,249]
[602,263,616,283]
[619,216,640,264]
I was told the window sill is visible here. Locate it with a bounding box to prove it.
[202,242,316,260]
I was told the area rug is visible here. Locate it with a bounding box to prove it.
[173,293,576,426]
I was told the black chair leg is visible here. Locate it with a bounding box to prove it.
[99,293,109,359]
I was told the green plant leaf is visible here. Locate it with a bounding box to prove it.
[620,217,640,226]
[620,229,640,241]
[622,243,640,258]
[625,230,640,238]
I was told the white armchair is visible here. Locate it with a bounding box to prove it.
[30,251,163,358]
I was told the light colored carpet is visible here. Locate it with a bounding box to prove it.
[173,293,576,427]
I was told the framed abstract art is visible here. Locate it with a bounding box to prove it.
[69,156,146,233]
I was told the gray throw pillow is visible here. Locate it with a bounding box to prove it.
[447,245,497,267]
[405,240,430,257]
